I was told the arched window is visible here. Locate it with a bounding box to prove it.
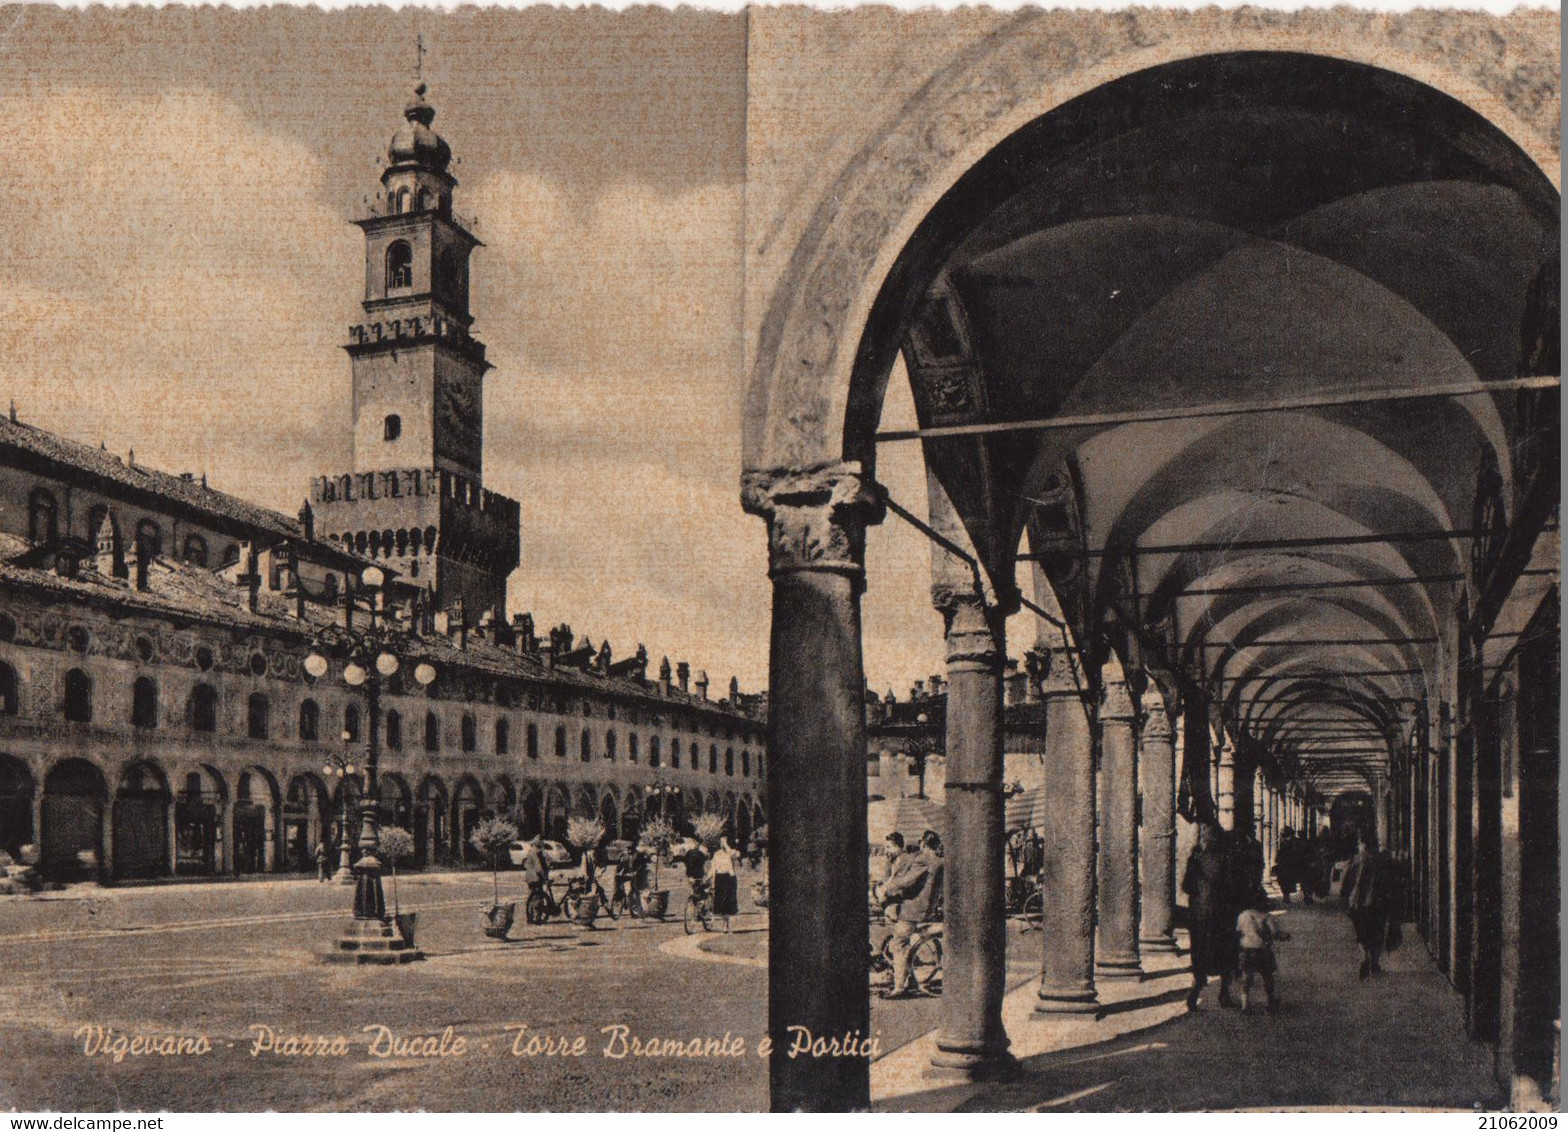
[460,713,476,753]
[135,518,162,559]
[0,661,17,715]
[181,534,208,567]
[189,683,217,732]
[395,187,410,214]
[386,241,414,289]
[424,711,440,752]
[526,722,539,759]
[28,488,57,545]
[63,668,92,723]
[417,188,434,212]
[385,709,402,750]
[495,718,510,755]
[709,745,718,774]
[580,729,591,762]
[670,742,680,771]
[344,704,361,743]
[629,734,639,764]
[247,693,269,740]
[650,735,661,768]
[383,414,402,442]
[299,699,319,742]
[605,731,617,762]
[132,677,158,729]
[742,750,751,777]
[554,725,566,758]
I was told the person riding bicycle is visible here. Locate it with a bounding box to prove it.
[878,830,943,999]
[521,836,556,923]
[681,842,709,902]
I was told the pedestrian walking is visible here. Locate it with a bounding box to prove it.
[710,836,739,925]
[314,839,328,882]
[1183,822,1245,1009]
[1341,830,1400,979]
[1236,893,1289,1013]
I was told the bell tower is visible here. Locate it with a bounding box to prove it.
[309,81,520,621]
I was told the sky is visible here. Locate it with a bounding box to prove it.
[0,5,953,696]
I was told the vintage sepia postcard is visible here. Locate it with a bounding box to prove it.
[0,1,1558,1116]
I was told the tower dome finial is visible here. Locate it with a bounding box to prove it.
[389,79,449,170]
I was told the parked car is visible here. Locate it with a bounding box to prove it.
[507,839,573,868]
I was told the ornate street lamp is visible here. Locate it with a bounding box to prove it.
[321,750,361,885]
[309,566,437,963]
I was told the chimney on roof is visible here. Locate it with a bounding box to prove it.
[245,544,259,612]
[595,641,611,676]
[694,670,709,700]
[91,511,118,577]
[7,401,15,423]
[298,500,315,542]
[676,661,689,694]
[512,612,537,654]
[929,674,944,698]
[126,541,149,593]
[912,679,926,701]
[450,600,468,650]
[476,609,495,645]
[659,656,672,697]
[729,676,740,705]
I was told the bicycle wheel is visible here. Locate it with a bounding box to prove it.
[700,902,714,932]
[1021,891,1044,932]
[909,935,943,995]
[684,895,700,935]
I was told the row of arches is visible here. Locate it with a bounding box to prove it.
[25,488,240,569]
[330,527,440,560]
[0,753,765,879]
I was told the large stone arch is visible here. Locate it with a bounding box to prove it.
[0,753,36,860]
[40,757,107,879]
[284,771,330,872]
[112,759,172,880]
[745,21,1560,476]
[172,764,228,876]
[233,766,280,874]
[416,775,450,867]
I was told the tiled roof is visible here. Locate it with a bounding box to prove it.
[0,545,760,723]
[0,416,301,539]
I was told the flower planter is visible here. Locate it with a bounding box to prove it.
[572,892,600,928]
[642,889,670,920]
[482,902,516,939]
[395,911,419,946]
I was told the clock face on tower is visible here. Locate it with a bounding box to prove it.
[436,377,481,465]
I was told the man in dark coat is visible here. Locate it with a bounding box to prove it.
[1182,822,1244,1009]
[1341,830,1401,979]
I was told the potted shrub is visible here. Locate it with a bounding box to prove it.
[693,813,726,851]
[379,826,418,944]
[640,816,675,920]
[470,817,519,939]
[565,816,605,927]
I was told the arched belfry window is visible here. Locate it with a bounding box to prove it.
[386,241,414,290]
[383,414,402,442]
[28,488,57,546]
[395,187,410,214]
[417,188,434,212]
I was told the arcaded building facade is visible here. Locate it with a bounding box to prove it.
[0,84,765,882]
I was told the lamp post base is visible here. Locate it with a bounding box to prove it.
[320,917,424,965]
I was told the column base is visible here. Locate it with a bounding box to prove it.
[320,917,425,966]
[1033,986,1100,1015]
[331,866,355,886]
[1140,933,1180,953]
[928,1044,1019,1084]
[1095,955,1144,980]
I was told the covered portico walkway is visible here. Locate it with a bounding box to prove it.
[743,30,1559,1115]
[878,898,1505,1112]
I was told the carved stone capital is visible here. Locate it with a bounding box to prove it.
[741,462,885,582]
[932,585,1001,669]
[1099,669,1138,725]
[1035,640,1090,702]
[1139,687,1172,742]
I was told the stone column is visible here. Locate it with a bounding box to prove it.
[1034,637,1099,1015]
[743,464,883,1113]
[1138,688,1178,953]
[100,801,114,879]
[1095,664,1141,980]
[30,791,43,855]
[165,796,178,877]
[930,586,1015,1081]
[1215,734,1236,831]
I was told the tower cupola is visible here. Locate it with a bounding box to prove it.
[388,82,452,173]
